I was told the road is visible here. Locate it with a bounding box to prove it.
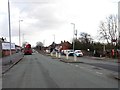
[0,58,2,89]
[62,56,120,72]
[2,52,119,88]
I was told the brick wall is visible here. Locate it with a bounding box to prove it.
[2,50,16,57]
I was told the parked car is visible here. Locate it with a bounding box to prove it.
[74,50,83,57]
[67,50,75,56]
[68,51,74,56]
[62,49,73,55]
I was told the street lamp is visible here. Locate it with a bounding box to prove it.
[8,0,12,63]
[19,19,23,47]
[71,23,77,61]
[71,23,75,51]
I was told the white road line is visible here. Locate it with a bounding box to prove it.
[88,69,93,72]
[79,67,84,68]
[96,72,103,75]
[99,68,103,70]
[75,65,79,67]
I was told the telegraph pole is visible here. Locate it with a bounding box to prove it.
[19,19,23,47]
[118,1,120,62]
[118,1,120,44]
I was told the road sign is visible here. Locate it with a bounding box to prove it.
[2,42,15,50]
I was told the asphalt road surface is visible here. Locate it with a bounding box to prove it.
[2,52,119,88]
[62,56,119,73]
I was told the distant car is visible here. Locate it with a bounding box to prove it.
[74,50,83,57]
[67,50,74,56]
[62,49,73,55]
[68,52,74,56]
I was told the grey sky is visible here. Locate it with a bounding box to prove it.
[0,0,119,46]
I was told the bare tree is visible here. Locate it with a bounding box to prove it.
[98,14,118,45]
[79,32,92,44]
[98,21,110,44]
[36,41,43,50]
[36,42,43,46]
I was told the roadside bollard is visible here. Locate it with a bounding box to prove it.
[66,53,69,60]
[74,54,77,61]
[58,53,61,58]
[117,50,120,63]
[51,52,53,56]
[56,52,58,57]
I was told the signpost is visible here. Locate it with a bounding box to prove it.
[2,43,15,50]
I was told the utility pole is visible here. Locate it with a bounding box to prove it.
[118,1,120,62]
[19,19,23,47]
[118,1,120,44]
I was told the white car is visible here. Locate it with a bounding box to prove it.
[74,50,83,57]
[63,50,73,55]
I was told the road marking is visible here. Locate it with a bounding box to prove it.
[79,67,84,68]
[96,72,103,75]
[99,68,103,70]
[75,65,79,67]
[88,69,93,72]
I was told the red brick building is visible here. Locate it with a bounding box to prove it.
[60,40,72,50]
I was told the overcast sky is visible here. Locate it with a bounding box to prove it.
[0,0,119,46]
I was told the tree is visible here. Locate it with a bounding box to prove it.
[79,32,92,44]
[36,42,43,50]
[22,42,28,48]
[74,32,93,51]
[98,14,118,45]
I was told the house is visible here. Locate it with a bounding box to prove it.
[60,40,72,50]
[47,40,72,53]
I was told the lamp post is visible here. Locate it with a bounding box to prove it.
[71,23,77,61]
[19,19,23,47]
[71,23,75,51]
[8,0,12,63]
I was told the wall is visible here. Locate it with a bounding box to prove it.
[2,50,16,57]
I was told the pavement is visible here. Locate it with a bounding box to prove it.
[2,52,24,74]
[85,56,119,63]
[46,53,119,63]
